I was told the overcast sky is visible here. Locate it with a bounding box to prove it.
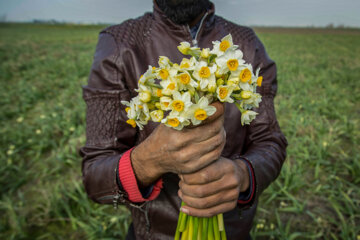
[0,0,359,27]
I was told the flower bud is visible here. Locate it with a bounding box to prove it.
[139,91,151,103]
[150,110,164,122]
[240,90,252,99]
[200,48,210,58]
[177,42,191,55]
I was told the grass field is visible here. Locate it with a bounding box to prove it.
[0,23,359,239]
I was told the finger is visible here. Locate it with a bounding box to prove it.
[181,160,224,185]
[180,187,238,210]
[180,199,238,218]
[183,114,224,144]
[180,138,225,174]
[179,175,238,197]
[201,101,225,125]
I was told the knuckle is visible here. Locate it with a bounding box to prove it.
[195,187,206,198]
[200,171,209,184]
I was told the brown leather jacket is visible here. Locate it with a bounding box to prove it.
[79,2,287,240]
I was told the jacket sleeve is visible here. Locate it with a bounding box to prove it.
[232,34,288,207]
[79,32,138,205]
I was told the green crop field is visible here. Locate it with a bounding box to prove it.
[0,23,359,239]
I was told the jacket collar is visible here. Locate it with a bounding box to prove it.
[152,0,216,37]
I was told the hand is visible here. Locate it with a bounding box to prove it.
[131,102,226,187]
[178,157,250,217]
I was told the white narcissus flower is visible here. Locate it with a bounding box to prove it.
[215,49,244,74]
[150,110,164,122]
[210,34,238,57]
[243,93,262,108]
[160,78,178,96]
[158,56,171,68]
[216,85,235,103]
[186,96,217,125]
[138,84,152,103]
[178,57,197,71]
[193,61,217,90]
[176,70,198,91]
[159,96,173,111]
[170,91,192,113]
[241,110,258,125]
[138,65,156,85]
[121,97,149,130]
[230,63,254,84]
[161,113,190,130]
[251,67,263,87]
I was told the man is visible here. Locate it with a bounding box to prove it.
[79,0,287,239]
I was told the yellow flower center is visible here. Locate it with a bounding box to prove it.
[220,40,230,52]
[219,87,228,99]
[159,69,169,80]
[179,73,191,84]
[126,119,136,128]
[172,100,185,112]
[167,82,176,90]
[199,66,211,78]
[194,109,207,121]
[180,62,190,69]
[125,107,130,113]
[168,118,180,127]
[163,102,170,107]
[239,68,252,83]
[227,59,239,71]
[156,89,163,97]
[257,76,263,87]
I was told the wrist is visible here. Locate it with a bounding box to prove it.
[131,145,162,187]
[234,159,250,192]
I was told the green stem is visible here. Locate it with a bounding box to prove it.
[217,214,224,232]
[188,216,194,240]
[146,82,163,89]
[197,218,202,240]
[221,229,227,240]
[174,211,183,240]
[213,216,220,240]
[179,212,188,232]
[192,217,199,240]
[202,218,208,240]
[207,217,214,240]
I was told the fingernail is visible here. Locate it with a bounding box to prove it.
[180,207,189,214]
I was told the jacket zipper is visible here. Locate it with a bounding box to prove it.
[186,12,209,47]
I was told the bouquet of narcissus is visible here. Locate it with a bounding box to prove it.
[122,34,263,240]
